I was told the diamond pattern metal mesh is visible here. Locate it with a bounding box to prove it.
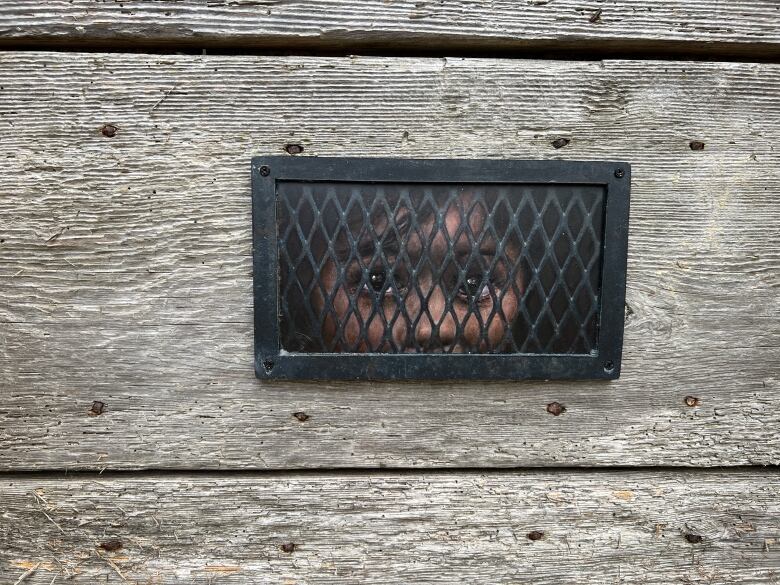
[277,182,604,355]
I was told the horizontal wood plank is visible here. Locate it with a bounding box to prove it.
[0,53,779,470]
[0,1,778,57]
[2,470,779,584]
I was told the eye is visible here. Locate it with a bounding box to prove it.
[360,269,393,296]
[369,269,386,292]
[460,275,491,301]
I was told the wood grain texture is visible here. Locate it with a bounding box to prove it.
[2,470,779,584]
[0,1,778,57]
[0,53,779,471]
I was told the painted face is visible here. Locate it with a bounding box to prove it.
[314,193,524,353]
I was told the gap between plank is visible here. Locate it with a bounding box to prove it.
[0,465,778,481]
[0,40,777,64]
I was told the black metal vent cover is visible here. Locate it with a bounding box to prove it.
[252,157,630,380]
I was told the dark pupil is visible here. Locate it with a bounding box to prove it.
[369,270,386,291]
[463,276,481,296]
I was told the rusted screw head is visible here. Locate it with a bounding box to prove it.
[546,402,566,416]
[292,411,310,422]
[684,533,703,544]
[100,124,118,138]
[285,143,304,155]
[259,165,271,177]
[89,401,105,416]
[280,542,296,553]
[689,141,705,151]
[527,530,544,541]
[614,168,625,178]
[99,539,123,552]
[684,396,700,407]
[551,137,570,149]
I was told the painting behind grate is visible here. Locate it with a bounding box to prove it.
[277,182,605,355]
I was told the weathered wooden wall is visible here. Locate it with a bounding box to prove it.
[0,3,778,584]
[1,54,777,471]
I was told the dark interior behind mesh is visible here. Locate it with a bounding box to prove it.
[277,182,604,354]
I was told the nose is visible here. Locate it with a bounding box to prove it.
[414,285,457,350]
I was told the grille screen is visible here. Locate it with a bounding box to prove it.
[276,182,605,355]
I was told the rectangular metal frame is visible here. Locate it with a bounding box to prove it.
[252,157,631,381]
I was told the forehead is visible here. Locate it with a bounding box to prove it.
[361,200,499,264]
[326,188,518,263]
[372,193,488,236]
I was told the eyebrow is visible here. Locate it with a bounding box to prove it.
[455,243,496,259]
[357,235,400,258]
[355,231,497,261]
